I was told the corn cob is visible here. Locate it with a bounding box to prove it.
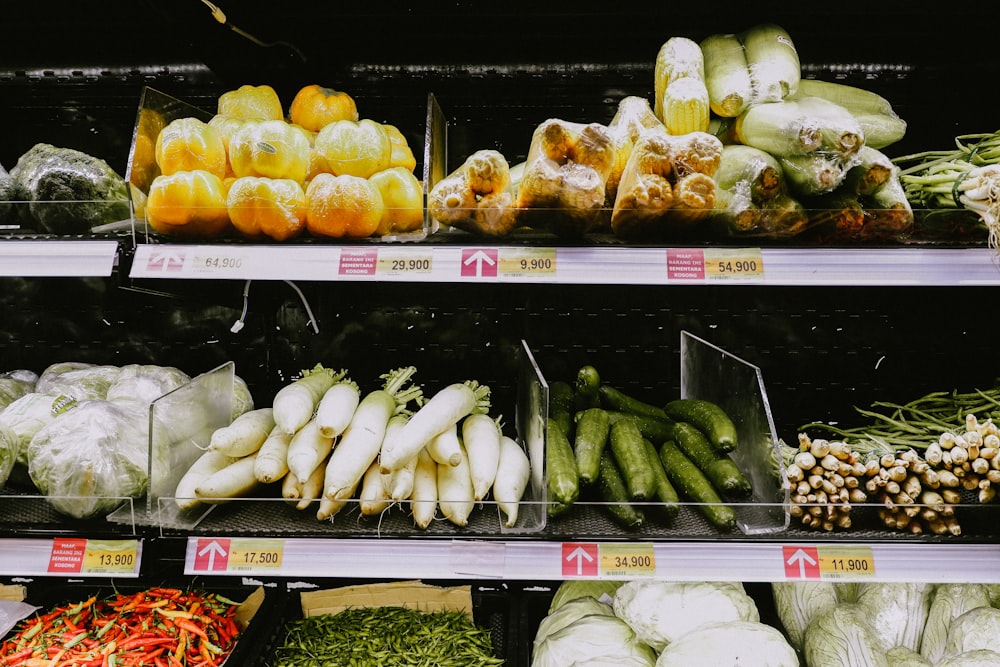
[741,23,801,103]
[653,36,704,120]
[795,79,907,149]
[779,153,848,196]
[701,32,753,118]
[661,76,711,135]
[606,95,665,203]
[845,145,895,195]
[713,144,784,204]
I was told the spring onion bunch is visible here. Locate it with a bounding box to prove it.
[893,131,1000,247]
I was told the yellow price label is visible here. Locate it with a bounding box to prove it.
[228,538,284,571]
[377,249,433,275]
[599,543,656,577]
[82,540,139,575]
[817,545,875,579]
[704,248,764,280]
[498,248,556,276]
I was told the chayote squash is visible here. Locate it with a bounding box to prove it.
[9,143,130,234]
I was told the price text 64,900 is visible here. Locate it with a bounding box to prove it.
[204,257,243,269]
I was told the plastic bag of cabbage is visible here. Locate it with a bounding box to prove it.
[531,580,798,667]
[0,362,254,519]
[771,581,1000,667]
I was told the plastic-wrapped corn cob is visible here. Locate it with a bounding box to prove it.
[428,149,518,236]
[606,96,664,204]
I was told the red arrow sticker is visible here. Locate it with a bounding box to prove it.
[783,545,821,579]
[460,248,498,277]
[193,538,230,572]
[562,542,599,577]
[146,249,186,272]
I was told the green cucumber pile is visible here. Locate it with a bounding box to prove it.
[546,365,751,531]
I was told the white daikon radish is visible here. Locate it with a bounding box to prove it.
[462,413,502,501]
[253,425,292,484]
[174,449,235,512]
[315,378,361,438]
[195,452,261,503]
[494,435,531,527]
[272,365,343,435]
[209,408,274,458]
[286,419,334,485]
[437,443,475,527]
[425,422,462,467]
[410,447,438,529]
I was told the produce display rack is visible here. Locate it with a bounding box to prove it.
[4,3,1000,663]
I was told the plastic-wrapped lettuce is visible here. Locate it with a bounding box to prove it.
[531,613,656,667]
[534,596,616,647]
[548,580,624,613]
[855,582,932,653]
[944,607,1000,659]
[0,370,36,410]
[0,392,70,466]
[232,374,254,419]
[105,364,191,407]
[654,620,798,667]
[35,362,121,401]
[920,584,992,664]
[772,581,839,651]
[26,399,158,519]
[612,580,759,652]
[804,603,889,667]
[0,423,17,488]
[938,650,1000,667]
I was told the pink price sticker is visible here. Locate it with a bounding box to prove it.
[666,248,706,280]
[339,248,379,276]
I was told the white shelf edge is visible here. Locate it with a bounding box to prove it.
[182,536,1000,583]
[128,244,1000,286]
[0,240,119,277]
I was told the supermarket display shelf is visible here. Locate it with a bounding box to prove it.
[0,239,121,277]
[120,242,999,286]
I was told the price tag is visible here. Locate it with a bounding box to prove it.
[817,545,875,579]
[598,543,656,577]
[81,540,139,575]
[376,248,434,276]
[704,248,764,280]
[191,249,249,275]
[498,248,556,277]
[227,538,284,571]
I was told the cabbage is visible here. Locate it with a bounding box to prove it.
[232,374,254,419]
[0,423,17,487]
[944,607,1000,658]
[531,613,656,667]
[549,580,624,613]
[804,603,889,667]
[937,650,1000,667]
[612,580,759,652]
[0,371,35,410]
[105,364,191,406]
[887,646,933,667]
[984,585,1000,608]
[534,596,616,646]
[27,399,155,519]
[920,584,992,663]
[36,362,121,401]
[0,392,69,466]
[654,620,798,667]
[855,582,932,652]
[771,581,839,651]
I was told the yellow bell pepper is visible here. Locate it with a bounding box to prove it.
[314,118,392,179]
[145,170,231,237]
[228,119,311,182]
[289,84,359,132]
[217,84,284,121]
[383,123,417,172]
[130,107,166,191]
[208,114,250,177]
[369,167,424,236]
[155,117,227,178]
[305,172,384,239]
[227,176,307,242]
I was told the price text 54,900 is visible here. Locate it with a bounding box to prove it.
[717,259,758,274]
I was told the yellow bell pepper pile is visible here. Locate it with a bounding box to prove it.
[142,83,424,241]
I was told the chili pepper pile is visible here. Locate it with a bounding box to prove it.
[0,587,243,667]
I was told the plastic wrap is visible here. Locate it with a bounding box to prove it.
[35,362,121,401]
[26,399,156,519]
[427,149,518,236]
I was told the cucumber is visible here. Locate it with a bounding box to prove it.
[573,407,611,486]
[597,451,645,529]
[574,364,601,410]
[548,380,575,438]
[664,398,739,453]
[546,418,580,514]
[608,418,656,501]
[659,440,737,531]
[599,385,671,421]
[671,421,752,498]
[606,410,675,444]
[642,437,680,521]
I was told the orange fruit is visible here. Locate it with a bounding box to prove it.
[305,173,384,239]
